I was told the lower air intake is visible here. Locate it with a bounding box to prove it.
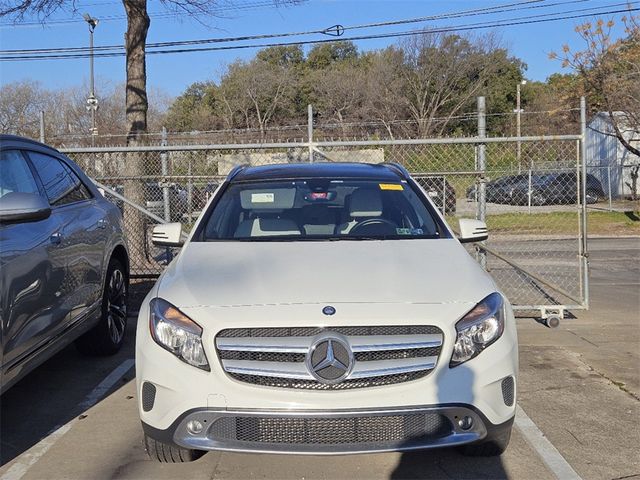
[210,413,452,446]
[141,382,156,412]
[501,376,515,406]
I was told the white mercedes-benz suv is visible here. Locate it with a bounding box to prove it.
[136,162,517,462]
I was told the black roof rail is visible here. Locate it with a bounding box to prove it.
[380,162,411,180]
[226,164,249,181]
[0,134,59,153]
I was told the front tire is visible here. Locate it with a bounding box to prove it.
[76,258,128,356]
[459,425,512,457]
[144,434,204,463]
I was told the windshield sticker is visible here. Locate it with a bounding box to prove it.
[396,228,424,236]
[251,193,275,203]
[379,183,404,191]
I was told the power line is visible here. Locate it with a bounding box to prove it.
[1,3,637,61]
[0,0,296,28]
[0,0,573,54]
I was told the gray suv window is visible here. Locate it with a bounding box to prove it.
[28,152,92,206]
[0,150,40,198]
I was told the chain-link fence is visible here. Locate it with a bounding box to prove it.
[60,99,593,318]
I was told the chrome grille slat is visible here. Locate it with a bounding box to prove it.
[222,356,439,381]
[216,325,443,390]
[216,334,442,354]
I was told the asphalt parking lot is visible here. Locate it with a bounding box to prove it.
[1,237,638,480]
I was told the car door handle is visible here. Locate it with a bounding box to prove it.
[50,232,63,245]
[97,219,107,229]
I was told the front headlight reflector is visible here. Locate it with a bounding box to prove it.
[450,292,505,367]
[149,298,209,370]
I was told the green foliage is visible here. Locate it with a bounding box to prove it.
[257,45,304,67]
[306,41,359,70]
[166,35,530,138]
[165,81,217,132]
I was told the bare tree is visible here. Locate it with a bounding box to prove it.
[400,32,501,137]
[310,62,367,136]
[551,14,640,157]
[0,80,49,137]
[219,59,294,140]
[363,48,407,140]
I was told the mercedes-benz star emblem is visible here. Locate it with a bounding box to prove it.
[322,305,336,316]
[305,334,354,384]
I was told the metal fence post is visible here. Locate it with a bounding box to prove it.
[308,104,314,163]
[528,169,532,214]
[476,96,487,269]
[161,127,171,223]
[580,97,590,309]
[607,165,613,211]
[39,110,45,144]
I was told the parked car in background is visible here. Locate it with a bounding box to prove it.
[137,162,517,462]
[144,182,188,222]
[0,135,130,393]
[467,172,605,206]
[510,172,605,205]
[466,174,528,204]
[415,175,457,214]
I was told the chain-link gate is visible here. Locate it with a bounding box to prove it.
[60,98,589,319]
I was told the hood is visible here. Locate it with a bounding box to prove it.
[156,239,497,308]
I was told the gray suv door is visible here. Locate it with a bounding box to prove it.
[26,151,107,332]
[0,149,63,373]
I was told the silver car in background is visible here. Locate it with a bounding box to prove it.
[0,135,130,393]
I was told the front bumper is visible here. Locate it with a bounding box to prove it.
[136,299,519,448]
[142,404,514,455]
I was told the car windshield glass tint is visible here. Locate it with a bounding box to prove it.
[200,179,442,241]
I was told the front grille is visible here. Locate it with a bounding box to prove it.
[216,325,444,390]
[209,413,452,445]
[501,376,515,406]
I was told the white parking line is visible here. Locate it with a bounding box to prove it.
[0,359,135,480]
[515,404,583,480]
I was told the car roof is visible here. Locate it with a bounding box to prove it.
[0,134,61,154]
[229,162,406,182]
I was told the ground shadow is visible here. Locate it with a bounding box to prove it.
[390,362,509,479]
[0,281,153,466]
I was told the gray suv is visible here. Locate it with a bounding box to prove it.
[0,135,130,393]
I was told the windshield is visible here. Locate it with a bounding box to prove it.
[196,178,446,241]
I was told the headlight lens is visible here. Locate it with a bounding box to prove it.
[450,292,505,367]
[149,298,209,370]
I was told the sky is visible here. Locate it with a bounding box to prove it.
[0,0,635,99]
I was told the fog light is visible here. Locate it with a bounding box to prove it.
[186,420,203,435]
[458,416,473,430]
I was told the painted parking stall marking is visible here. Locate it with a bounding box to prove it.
[0,359,135,480]
[515,404,583,480]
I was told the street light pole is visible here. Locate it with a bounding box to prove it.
[84,13,99,145]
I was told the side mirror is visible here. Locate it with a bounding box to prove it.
[458,218,488,243]
[0,192,51,224]
[152,222,184,247]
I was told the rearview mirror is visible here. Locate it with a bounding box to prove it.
[458,218,488,243]
[0,192,51,224]
[152,222,184,247]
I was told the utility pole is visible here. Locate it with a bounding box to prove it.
[515,80,527,173]
[84,13,99,146]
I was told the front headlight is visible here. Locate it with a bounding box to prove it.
[149,298,210,371]
[450,292,505,367]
